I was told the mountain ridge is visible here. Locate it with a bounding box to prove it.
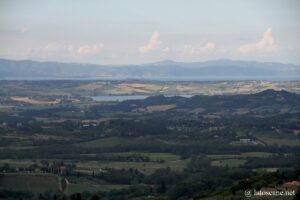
[0,58,299,80]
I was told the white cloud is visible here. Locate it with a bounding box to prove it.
[238,28,277,53]
[162,47,170,52]
[43,42,104,57]
[77,43,104,55]
[43,43,73,57]
[44,43,63,52]
[20,27,28,33]
[183,42,215,56]
[139,31,161,54]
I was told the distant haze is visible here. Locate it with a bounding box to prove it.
[0,0,299,64]
[0,58,299,81]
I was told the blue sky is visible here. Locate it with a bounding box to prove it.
[0,0,299,64]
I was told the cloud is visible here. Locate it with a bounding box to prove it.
[77,43,104,55]
[139,31,161,54]
[238,28,277,53]
[183,42,215,55]
[44,43,63,52]
[43,42,104,57]
[20,27,28,33]
[162,47,170,52]
[43,43,73,56]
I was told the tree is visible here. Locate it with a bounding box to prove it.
[70,193,82,200]
[294,187,300,200]
[157,181,166,193]
[91,194,100,200]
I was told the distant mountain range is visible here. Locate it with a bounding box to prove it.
[0,58,299,80]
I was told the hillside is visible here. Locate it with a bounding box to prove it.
[1,86,299,199]
[0,58,299,80]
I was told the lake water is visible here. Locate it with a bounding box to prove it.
[90,95,193,102]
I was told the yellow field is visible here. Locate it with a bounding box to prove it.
[144,104,176,112]
[10,96,59,104]
[77,82,104,90]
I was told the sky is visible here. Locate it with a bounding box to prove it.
[0,0,299,65]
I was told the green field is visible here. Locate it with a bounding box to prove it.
[76,157,188,175]
[0,174,130,195]
[256,136,300,146]
[211,159,247,167]
[0,174,59,193]
[76,137,135,148]
[207,152,273,159]
[0,81,299,199]
[0,159,36,168]
[66,183,129,194]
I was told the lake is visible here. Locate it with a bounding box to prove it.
[90,95,193,102]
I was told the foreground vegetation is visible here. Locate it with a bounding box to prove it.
[0,80,299,199]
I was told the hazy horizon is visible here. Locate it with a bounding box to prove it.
[1,57,300,67]
[1,0,300,65]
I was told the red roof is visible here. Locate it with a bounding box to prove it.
[283,181,300,187]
